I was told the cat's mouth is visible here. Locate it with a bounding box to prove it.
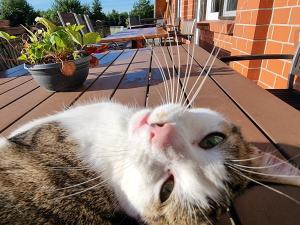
[160,174,175,203]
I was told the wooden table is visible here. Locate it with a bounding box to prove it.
[1,45,300,225]
[100,27,168,48]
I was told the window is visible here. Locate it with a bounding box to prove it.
[206,0,219,20]
[205,0,237,20]
[221,0,237,17]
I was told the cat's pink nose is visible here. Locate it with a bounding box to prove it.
[150,123,175,149]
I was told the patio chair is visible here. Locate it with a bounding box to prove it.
[83,14,95,32]
[128,16,144,29]
[0,37,25,73]
[165,18,180,44]
[57,12,77,26]
[220,45,300,110]
[74,14,89,34]
[178,19,195,42]
[57,12,88,35]
[87,17,130,50]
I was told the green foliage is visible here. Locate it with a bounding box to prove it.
[106,10,128,26]
[0,0,40,26]
[52,0,90,14]
[89,0,106,22]
[0,31,16,40]
[42,0,91,23]
[130,0,154,19]
[0,17,101,65]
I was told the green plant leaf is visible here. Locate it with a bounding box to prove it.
[21,25,38,43]
[35,17,57,33]
[18,54,27,61]
[65,28,82,46]
[0,31,16,41]
[83,32,101,45]
[50,35,65,48]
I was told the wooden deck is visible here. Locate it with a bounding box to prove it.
[1,45,300,225]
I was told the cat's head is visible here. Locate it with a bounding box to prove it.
[120,104,299,225]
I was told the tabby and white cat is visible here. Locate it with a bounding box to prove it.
[1,101,299,225]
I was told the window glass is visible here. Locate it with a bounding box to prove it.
[226,0,237,11]
[211,0,220,12]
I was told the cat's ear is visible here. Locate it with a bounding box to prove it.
[249,147,300,186]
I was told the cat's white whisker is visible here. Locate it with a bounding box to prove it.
[172,25,181,104]
[229,149,280,162]
[55,179,109,200]
[156,36,174,103]
[152,51,171,103]
[54,175,103,191]
[179,20,196,106]
[228,152,300,169]
[182,18,235,110]
[228,165,300,206]
[186,47,221,109]
[166,8,177,104]
[195,201,213,225]
[226,163,300,178]
[143,36,171,103]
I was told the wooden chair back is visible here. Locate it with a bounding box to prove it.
[57,12,77,26]
[57,12,88,35]
[0,38,23,71]
[83,14,95,32]
[129,16,141,26]
[180,19,195,40]
[74,14,89,34]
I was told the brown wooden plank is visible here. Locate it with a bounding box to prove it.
[112,48,151,106]
[169,45,300,225]
[0,87,53,134]
[0,80,39,109]
[1,51,120,136]
[75,49,137,104]
[182,44,300,165]
[0,76,32,94]
[0,77,17,85]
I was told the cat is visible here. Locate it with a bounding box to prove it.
[1,101,299,225]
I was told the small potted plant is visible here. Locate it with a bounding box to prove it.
[0,17,107,92]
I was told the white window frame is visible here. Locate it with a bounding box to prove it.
[177,0,182,18]
[206,0,219,20]
[222,0,237,17]
[205,0,237,20]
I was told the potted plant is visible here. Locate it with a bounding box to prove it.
[0,17,107,92]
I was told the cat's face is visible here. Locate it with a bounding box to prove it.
[122,104,249,224]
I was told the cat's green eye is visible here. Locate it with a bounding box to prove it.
[159,176,174,203]
[199,132,226,150]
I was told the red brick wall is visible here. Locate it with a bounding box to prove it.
[198,21,234,57]
[230,0,273,82]
[182,0,195,19]
[196,0,300,89]
[259,0,300,89]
